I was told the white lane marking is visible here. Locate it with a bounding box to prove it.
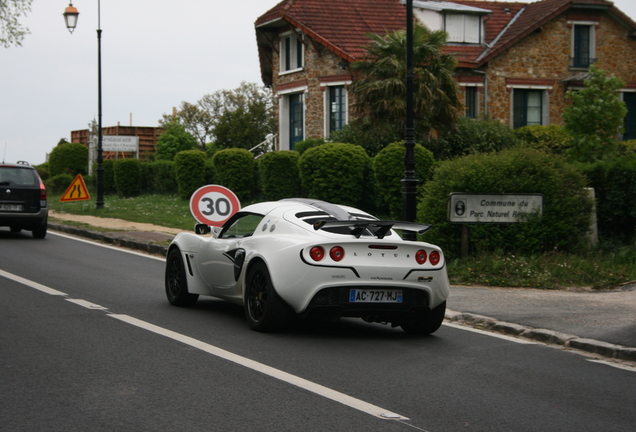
[109,313,408,420]
[49,231,165,261]
[0,269,67,296]
[2,268,409,421]
[443,322,536,344]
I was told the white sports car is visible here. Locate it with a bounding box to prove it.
[165,199,449,334]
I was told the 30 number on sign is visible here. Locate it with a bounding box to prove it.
[190,185,241,227]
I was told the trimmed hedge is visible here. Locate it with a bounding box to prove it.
[212,148,256,201]
[514,125,572,155]
[45,174,74,194]
[49,142,88,177]
[148,160,177,194]
[298,143,370,207]
[113,159,141,197]
[174,150,207,200]
[373,141,436,219]
[578,157,636,243]
[259,151,302,200]
[418,148,593,258]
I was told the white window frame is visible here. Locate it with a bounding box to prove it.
[569,21,597,69]
[279,31,304,75]
[445,14,481,44]
[321,80,351,138]
[277,85,308,150]
[508,84,552,129]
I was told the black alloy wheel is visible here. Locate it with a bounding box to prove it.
[244,261,291,332]
[165,248,199,307]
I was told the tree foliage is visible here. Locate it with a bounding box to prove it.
[0,0,31,48]
[48,142,88,177]
[563,65,627,162]
[155,121,197,161]
[350,23,462,141]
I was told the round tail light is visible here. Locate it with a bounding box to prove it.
[415,250,427,265]
[309,246,325,261]
[330,246,345,261]
[429,251,441,266]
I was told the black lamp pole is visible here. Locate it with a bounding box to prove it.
[402,0,417,240]
[64,1,104,209]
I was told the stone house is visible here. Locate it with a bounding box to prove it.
[255,0,636,151]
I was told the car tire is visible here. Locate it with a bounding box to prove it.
[32,223,47,239]
[244,261,291,332]
[400,301,446,335]
[165,248,199,307]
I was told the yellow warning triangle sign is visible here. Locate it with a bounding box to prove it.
[60,174,91,202]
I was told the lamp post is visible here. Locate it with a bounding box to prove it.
[402,0,417,240]
[64,2,105,209]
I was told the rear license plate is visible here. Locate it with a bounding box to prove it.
[349,289,403,303]
[0,204,23,211]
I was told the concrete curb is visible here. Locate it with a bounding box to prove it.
[446,309,636,362]
[49,223,169,257]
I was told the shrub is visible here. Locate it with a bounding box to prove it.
[298,143,370,207]
[155,121,197,161]
[578,157,636,243]
[429,116,517,160]
[35,162,49,181]
[330,117,402,157]
[101,159,116,195]
[174,150,207,200]
[205,159,216,185]
[514,125,572,155]
[113,158,142,197]
[294,138,325,155]
[211,148,256,201]
[49,142,89,177]
[45,174,74,194]
[259,151,302,200]
[418,148,593,258]
[373,141,436,219]
[147,160,177,194]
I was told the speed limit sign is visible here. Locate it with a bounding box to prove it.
[189,185,241,227]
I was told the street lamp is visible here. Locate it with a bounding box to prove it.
[64,2,105,209]
[402,0,417,240]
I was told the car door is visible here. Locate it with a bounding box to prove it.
[197,212,264,292]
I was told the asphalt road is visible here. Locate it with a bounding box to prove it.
[1,229,635,432]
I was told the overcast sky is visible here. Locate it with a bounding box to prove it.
[2,0,636,166]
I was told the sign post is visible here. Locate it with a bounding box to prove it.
[448,193,544,257]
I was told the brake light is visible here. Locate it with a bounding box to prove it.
[39,179,47,200]
[429,251,440,266]
[415,250,427,265]
[329,246,344,262]
[310,246,325,261]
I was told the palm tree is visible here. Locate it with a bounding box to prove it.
[350,23,462,140]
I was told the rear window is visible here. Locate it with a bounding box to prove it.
[0,167,39,187]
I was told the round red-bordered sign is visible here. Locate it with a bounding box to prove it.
[189,185,241,227]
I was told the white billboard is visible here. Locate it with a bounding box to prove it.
[448,193,544,223]
[102,136,139,153]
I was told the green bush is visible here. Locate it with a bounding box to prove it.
[174,150,207,200]
[101,159,116,195]
[259,151,302,200]
[578,157,636,243]
[49,142,89,177]
[514,125,572,155]
[155,121,197,161]
[373,141,436,219]
[212,148,256,201]
[330,117,402,157]
[146,160,177,194]
[35,162,49,181]
[295,138,325,155]
[418,148,593,258]
[45,174,74,194]
[113,158,142,197]
[205,159,216,185]
[429,116,517,160]
[298,143,370,207]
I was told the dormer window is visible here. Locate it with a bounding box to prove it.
[280,31,304,73]
[445,14,481,43]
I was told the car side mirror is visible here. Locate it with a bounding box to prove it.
[194,223,211,235]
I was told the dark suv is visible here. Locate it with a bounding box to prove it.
[0,161,48,238]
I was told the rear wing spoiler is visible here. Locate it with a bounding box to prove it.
[313,220,432,239]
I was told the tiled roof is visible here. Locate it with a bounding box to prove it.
[255,0,636,77]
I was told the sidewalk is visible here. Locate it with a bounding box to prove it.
[48,211,636,362]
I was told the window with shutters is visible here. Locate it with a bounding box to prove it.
[445,14,481,44]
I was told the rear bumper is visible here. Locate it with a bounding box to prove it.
[0,207,48,229]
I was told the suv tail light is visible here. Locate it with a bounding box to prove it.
[39,179,47,200]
